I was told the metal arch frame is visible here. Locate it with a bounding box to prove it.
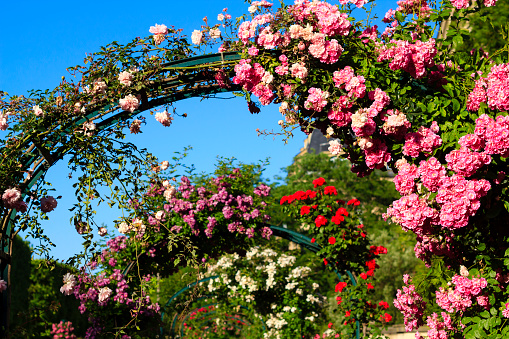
[160,225,360,339]
[0,51,242,336]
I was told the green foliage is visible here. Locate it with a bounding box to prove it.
[10,235,31,329]
[10,254,86,338]
[451,0,509,55]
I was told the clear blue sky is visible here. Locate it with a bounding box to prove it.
[0,0,393,261]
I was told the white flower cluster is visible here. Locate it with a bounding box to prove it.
[304,311,319,322]
[205,246,325,338]
[266,312,288,329]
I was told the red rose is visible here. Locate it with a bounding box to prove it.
[328,237,336,245]
[324,186,337,195]
[347,198,360,206]
[382,313,392,322]
[379,301,389,309]
[306,190,317,199]
[315,215,328,227]
[366,259,377,270]
[300,205,311,215]
[336,207,349,216]
[312,177,326,187]
[331,215,344,225]
[335,282,347,293]
[311,238,316,243]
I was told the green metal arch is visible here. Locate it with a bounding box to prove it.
[0,52,242,336]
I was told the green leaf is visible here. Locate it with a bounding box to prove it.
[452,99,461,111]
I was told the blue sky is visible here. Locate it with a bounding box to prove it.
[0,0,393,261]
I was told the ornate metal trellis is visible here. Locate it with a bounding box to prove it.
[160,225,361,339]
[0,52,242,335]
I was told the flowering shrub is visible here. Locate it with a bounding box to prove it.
[196,245,327,339]
[279,178,391,337]
[59,160,274,337]
[115,159,273,269]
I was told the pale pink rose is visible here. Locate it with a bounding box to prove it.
[149,24,168,35]
[162,180,171,188]
[93,80,107,94]
[83,121,96,136]
[164,187,177,201]
[460,265,469,277]
[153,34,166,45]
[60,273,76,296]
[191,30,203,45]
[118,71,133,86]
[40,196,57,213]
[328,140,342,155]
[2,188,21,208]
[155,210,165,220]
[98,287,112,303]
[119,94,140,113]
[289,24,303,39]
[118,222,130,234]
[98,227,107,236]
[209,28,221,39]
[326,126,334,136]
[394,158,408,170]
[0,280,6,292]
[290,63,308,80]
[262,72,273,84]
[33,105,44,117]
[161,161,170,170]
[0,112,9,131]
[132,218,146,234]
[301,24,314,41]
[155,111,173,127]
[358,137,374,150]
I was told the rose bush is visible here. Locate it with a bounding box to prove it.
[280,177,391,337]
[197,245,327,339]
